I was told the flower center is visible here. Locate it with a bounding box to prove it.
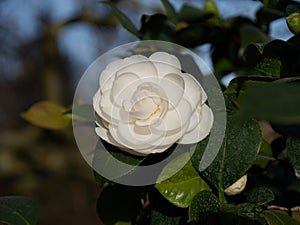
[123,83,167,126]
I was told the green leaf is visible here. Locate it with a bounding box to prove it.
[254,139,275,168]
[150,211,181,225]
[155,153,211,208]
[69,104,94,121]
[220,203,265,225]
[255,57,281,78]
[239,24,270,50]
[238,81,300,124]
[287,137,300,178]
[189,191,219,223]
[97,185,143,225]
[244,40,298,77]
[93,141,145,186]
[193,113,261,201]
[140,14,169,40]
[264,210,300,225]
[247,187,275,205]
[161,0,177,23]
[100,1,140,38]
[0,196,39,225]
[21,101,71,129]
[286,4,300,15]
[224,76,277,107]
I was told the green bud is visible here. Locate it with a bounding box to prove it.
[286,12,300,35]
[204,0,219,17]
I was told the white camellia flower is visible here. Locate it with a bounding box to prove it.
[224,175,248,196]
[93,52,214,155]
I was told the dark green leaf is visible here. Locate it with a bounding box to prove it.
[177,5,209,23]
[220,203,265,225]
[193,113,261,198]
[247,187,275,205]
[239,24,270,50]
[254,139,275,168]
[244,40,299,77]
[93,141,145,186]
[238,81,300,124]
[140,14,169,40]
[0,196,39,225]
[100,1,140,38]
[286,4,300,15]
[150,211,181,225]
[189,191,219,223]
[21,101,71,129]
[224,76,277,107]
[97,185,143,225]
[155,153,211,208]
[287,137,300,178]
[255,57,281,78]
[161,0,177,23]
[264,210,300,225]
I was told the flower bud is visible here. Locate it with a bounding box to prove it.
[224,175,247,196]
[286,12,300,35]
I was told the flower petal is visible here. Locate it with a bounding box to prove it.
[154,98,192,132]
[160,73,185,108]
[95,121,123,148]
[178,104,213,144]
[182,73,207,108]
[111,72,141,107]
[100,59,124,92]
[149,52,181,78]
[116,55,158,80]
[109,123,163,150]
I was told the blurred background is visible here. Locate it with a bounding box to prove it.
[0,0,294,224]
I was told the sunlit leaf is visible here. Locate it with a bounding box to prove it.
[0,196,39,225]
[21,101,71,129]
[155,153,211,208]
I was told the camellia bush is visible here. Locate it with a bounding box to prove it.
[3,0,300,225]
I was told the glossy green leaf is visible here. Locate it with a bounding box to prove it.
[177,5,209,23]
[224,76,277,107]
[254,139,275,168]
[0,196,39,225]
[247,187,275,205]
[264,210,300,225]
[238,81,300,124]
[220,203,265,225]
[287,137,300,178]
[93,141,145,186]
[100,1,140,38]
[21,101,71,129]
[239,24,270,50]
[155,153,211,208]
[150,211,181,225]
[193,114,261,199]
[97,185,142,225]
[189,191,219,223]
[255,57,281,78]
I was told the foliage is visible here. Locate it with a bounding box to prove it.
[19,0,300,224]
